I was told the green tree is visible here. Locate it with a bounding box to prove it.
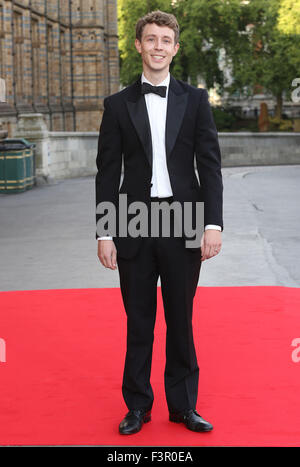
[117,0,231,89]
[118,0,300,119]
[171,0,229,88]
[223,0,300,118]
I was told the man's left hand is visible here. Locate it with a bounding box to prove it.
[200,230,222,261]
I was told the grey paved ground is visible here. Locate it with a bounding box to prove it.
[0,165,299,291]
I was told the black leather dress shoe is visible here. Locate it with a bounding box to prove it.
[119,409,151,435]
[169,409,213,432]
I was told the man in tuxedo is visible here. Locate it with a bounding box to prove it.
[95,10,223,435]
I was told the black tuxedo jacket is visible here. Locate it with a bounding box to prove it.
[95,74,223,259]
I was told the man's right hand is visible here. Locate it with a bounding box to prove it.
[97,240,117,270]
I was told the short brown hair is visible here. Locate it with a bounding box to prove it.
[136,10,180,44]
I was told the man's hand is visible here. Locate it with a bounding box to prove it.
[97,240,117,270]
[200,230,222,261]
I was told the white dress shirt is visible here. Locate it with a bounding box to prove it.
[142,72,173,197]
[98,72,221,239]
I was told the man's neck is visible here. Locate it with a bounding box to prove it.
[142,69,169,86]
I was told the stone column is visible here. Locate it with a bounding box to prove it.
[0,77,5,102]
[0,78,7,139]
[13,113,54,185]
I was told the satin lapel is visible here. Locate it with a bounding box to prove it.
[126,77,153,169]
[125,75,188,166]
[165,77,188,161]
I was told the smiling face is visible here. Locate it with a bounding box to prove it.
[135,23,179,77]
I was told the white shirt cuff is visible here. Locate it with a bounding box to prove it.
[204,224,222,231]
[97,226,222,239]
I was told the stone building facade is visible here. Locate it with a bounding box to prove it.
[0,0,119,135]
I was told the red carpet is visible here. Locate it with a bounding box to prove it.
[0,286,299,446]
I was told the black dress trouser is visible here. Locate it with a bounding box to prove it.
[116,198,202,414]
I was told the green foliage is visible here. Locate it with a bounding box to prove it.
[269,116,294,131]
[211,107,236,131]
[277,0,300,35]
[117,0,228,88]
[223,0,300,116]
[171,0,228,88]
[117,0,300,120]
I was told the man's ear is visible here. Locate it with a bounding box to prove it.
[173,42,180,57]
[135,38,141,54]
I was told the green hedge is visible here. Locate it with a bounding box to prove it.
[212,107,236,131]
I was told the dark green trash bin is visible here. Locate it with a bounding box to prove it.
[0,138,35,193]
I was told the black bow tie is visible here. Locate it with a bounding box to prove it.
[141,82,167,98]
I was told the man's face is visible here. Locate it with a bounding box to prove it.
[135,23,179,75]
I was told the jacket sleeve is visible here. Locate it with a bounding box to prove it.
[195,89,223,231]
[95,97,123,239]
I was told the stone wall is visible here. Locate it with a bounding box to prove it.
[48,131,98,179]
[0,0,119,135]
[46,131,300,180]
[220,132,300,166]
[10,114,300,183]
